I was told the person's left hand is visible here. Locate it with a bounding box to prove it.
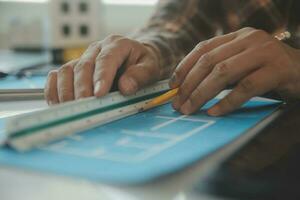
[169,27,300,116]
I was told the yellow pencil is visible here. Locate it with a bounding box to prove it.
[141,88,179,111]
[141,31,291,112]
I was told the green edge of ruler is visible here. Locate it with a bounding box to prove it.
[9,90,167,139]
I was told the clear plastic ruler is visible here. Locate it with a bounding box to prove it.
[3,80,170,151]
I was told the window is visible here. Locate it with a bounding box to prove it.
[79,25,89,37]
[61,2,69,13]
[102,0,158,6]
[79,2,88,13]
[0,0,158,5]
[62,24,71,37]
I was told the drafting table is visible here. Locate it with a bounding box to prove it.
[0,91,283,200]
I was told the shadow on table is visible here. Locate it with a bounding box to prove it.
[191,103,300,200]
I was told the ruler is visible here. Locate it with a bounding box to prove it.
[3,80,170,152]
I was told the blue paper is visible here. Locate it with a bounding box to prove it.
[0,76,46,89]
[0,99,280,184]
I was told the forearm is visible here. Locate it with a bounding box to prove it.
[131,0,218,78]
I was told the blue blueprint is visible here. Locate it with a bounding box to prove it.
[0,99,280,184]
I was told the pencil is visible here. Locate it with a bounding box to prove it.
[140,31,291,112]
[141,88,179,111]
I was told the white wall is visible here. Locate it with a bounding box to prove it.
[104,4,155,34]
[0,1,156,49]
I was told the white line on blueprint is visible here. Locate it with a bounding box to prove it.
[122,130,177,140]
[134,117,215,161]
[155,115,214,122]
[151,115,187,131]
[39,115,216,163]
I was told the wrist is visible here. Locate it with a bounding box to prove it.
[276,47,300,101]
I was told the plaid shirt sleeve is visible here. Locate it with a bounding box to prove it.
[132,0,220,78]
[132,0,299,78]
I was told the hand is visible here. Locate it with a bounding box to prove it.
[169,27,300,116]
[45,35,164,105]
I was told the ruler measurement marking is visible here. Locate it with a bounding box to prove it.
[4,80,170,151]
[9,84,166,131]
[9,90,167,139]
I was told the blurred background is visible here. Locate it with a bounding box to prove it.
[0,0,158,90]
[0,0,157,70]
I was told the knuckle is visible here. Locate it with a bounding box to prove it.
[88,41,100,49]
[58,64,73,74]
[181,83,192,95]
[74,59,93,73]
[240,27,255,33]
[199,53,213,67]
[173,69,183,80]
[213,62,229,77]
[240,29,269,43]
[249,29,269,39]
[238,78,255,93]
[106,34,122,42]
[195,38,216,53]
[251,29,269,39]
[178,86,189,98]
[115,37,131,46]
[47,70,57,78]
[96,51,114,61]
[189,88,202,106]
[194,40,208,51]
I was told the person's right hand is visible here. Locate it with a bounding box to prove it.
[45,35,164,105]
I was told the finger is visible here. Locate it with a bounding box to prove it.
[118,58,160,95]
[178,46,272,115]
[44,70,59,105]
[173,29,274,111]
[73,42,101,99]
[170,27,269,89]
[93,38,141,97]
[173,36,248,110]
[169,32,237,88]
[179,71,225,115]
[57,63,75,103]
[207,66,281,116]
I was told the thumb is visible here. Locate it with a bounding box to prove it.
[118,63,161,95]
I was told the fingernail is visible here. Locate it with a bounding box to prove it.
[172,96,181,110]
[169,73,177,88]
[207,106,221,116]
[180,100,192,115]
[122,77,138,95]
[94,81,102,96]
